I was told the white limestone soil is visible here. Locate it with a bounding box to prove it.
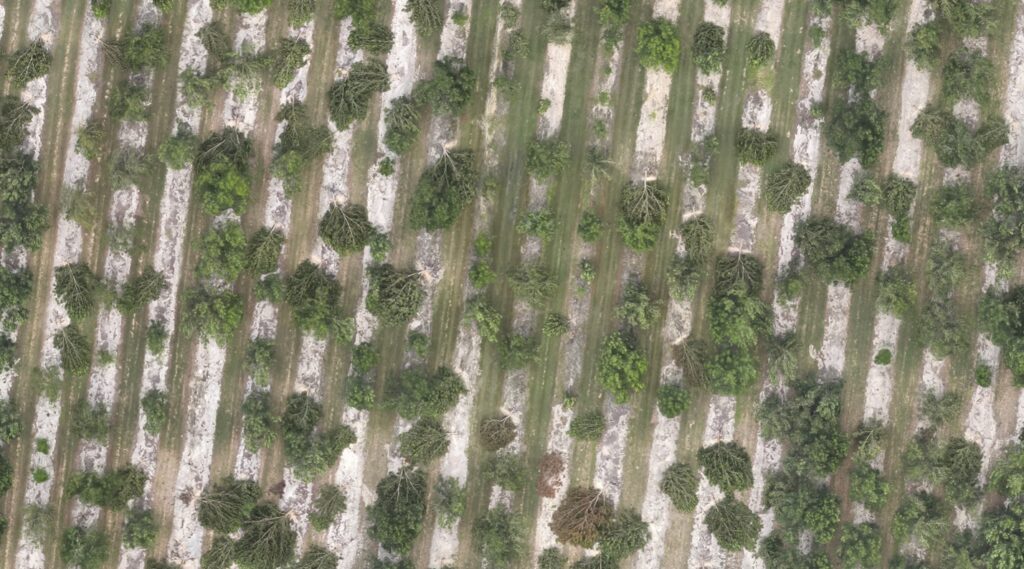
[855,24,886,57]
[167,341,227,565]
[813,285,853,379]
[489,369,529,508]
[835,159,863,229]
[754,0,785,44]
[538,0,576,137]
[1003,4,1024,163]
[687,395,736,567]
[919,350,946,395]
[892,0,930,182]
[730,164,762,252]
[15,398,60,569]
[63,12,103,186]
[222,12,269,133]
[21,0,57,157]
[862,313,901,422]
[704,0,732,30]
[632,70,673,176]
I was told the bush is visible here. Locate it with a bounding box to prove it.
[383,96,420,154]
[940,437,982,504]
[68,467,146,509]
[479,414,517,451]
[54,263,100,321]
[758,375,848,477]
[578,211,603,241]
[320,203,378,255]
[484,452,527,490]
[660,462,698,511]
[180,68,217,108]
[410,149,479,230]
[705,495,761,551]
[398,418,449,464]
[976,364,993,388]
[328,60,389,130]
[60,526,108,569]
[183,287,243,344]
[637,18,680,72]
[466,297,501,343]
[764,469,840,544]
[795,217,874,283]
[538,547,568,569]
[76,120,104,161]
[597,331,647,403]
[367,467,428,554]
[877,266,915,317]
[839,523,881,568]
[763,161,811,213]
[5,42,51,88]
[599,509,649,560]
[934,0,994,37]
[527,138,570,180]
[569,410,605,441]
[141,389,169,435]
[0,94,38,155]
[542,313,569,336]
[983,168,1024,268]
[509,264,555,307]
[551,487,613,547]
[617,281,661,330]
[435,476,466,529]
[146,321,168,354]
[692,22,726,74]
[366,264,425,325]
[698,441,754,492]
[351,21,394,54]
[746,32,775,67]
[618,179,668,250]
[284,261,343,338]
[930,183,976,228]
[943,48,995,105]
[667,256,701,301]
[826,98,886,166]
[834,49,883,94]
[657,383,690,418]
[414,57,475,116]
[383,366,466,419]
[109,82,150,121]
[234,502,297,569]
[195,129,253,215]
[912,104,1007,168]
[281,393,356,481]
[197,221,247,281]
[474,507,525,568]
[124,509,157,549]
[735,128,778,165]
[0,154,49,250]
[309,484,346,531]
[874,349,892,365]
[909,20,940,70]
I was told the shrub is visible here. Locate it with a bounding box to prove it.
[527,138,570,179]
[942,48,995,105]
[183,287,243,344]
[538,547,568,569]
[764,469,840,544]
[466,297,501,343]
[197,221,247,281]
[410,149,478,230]
[146,321,168,354]
[350,22,395,54]
[911,105,1007,168]
[328,60,389,130]
[637,18,680,72]
[241,391,277,451]
[0,94,38,155]
[474,507,525,568]
[618,179,668,250]
[578,211,603,241]
[826,98,886,166]
[839,523,881,568]
[930,183,976,228]
[850,464,890,511]
[551,487,613,547]
[76,120,104,161]
[763,161,811,213]
[60,526,108,569]
[141,389,168,435]
[692,22,726,74]
[366,264,425,325]
[834,49,883,94]
[569,410,605,441]
[383,366,466,419]
[398,418,450,464]
[616,281,661,330]
[180,68,217,108]
[597,331,647,403]
[877,266,916,317]
[758,375,848,477]
[934,0,994,37]
[109,82,149,121]
[656,384,690,418]
[542,313,569,336]
[5,42,52,88]
[698,441,754,492]
[976,365,993,388]
[735,128,778,165]
[795,217,874,283]
[309,484,346,531]
[124,509,157,549]
[320,203,378,255]
[434,476,466,529]
[104,24,167,71]
[284,261,343,338]
[68,467,146,509]
[705,495,761,551]
[346,379,375,411]
[909,20,940,70]
[874,349,892,365]
[413,57,475,115]
[281,393,356,481]
[367,467,428,554]
[746,32,775,67]
[509,264,555,307]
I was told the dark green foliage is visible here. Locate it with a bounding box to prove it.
[826,98,886,166]
[410,149,479,230]
[350,22,395,54]
[912,104,1008,167]
[979,500,1024,567]
[405,0,443,36]
[104,24,167,71]
[693,22,726,73]
[909,20,940,69]
[509,264,555,307]
[735,128,778,165]
[990,443,1024,498]
[346,379,375,410]
[233,502,297,569]
[667,256,701,301]
[983,168,1024,268]
[144,559,181,569]
[309,484,346,531]
[569,410,605,441]
[284,260,342,338]
[328,60,389,130]
[398,418,450,464]
[839,523,881,568]
[0,266,30,332]
[542,313,569,336]
[244,227,284,276]
[597,331,647,402]
[474,507,525,568]
[680,214,713,261]
[849,464,890,511]
[60,526,109,569]
[117,266,167,314]
[599,509,649,560]
[195,129,253,215]
[197,222,247,281]
[435,476,466,529]
[265,37,310,88]
[764,468,840,544]
[366,264,425,325]
[920,300,969,358]
[292,546,337,569]
[180,68,218,109]
[660,462,698,511]
[68,466,146,509]
[109,82,149,121]
[383,96,420,154]
[757,531,831,569]
[466,297,501,342]
[877,265,915,317]
[124,509,157,549]
[933,0,994,37]
[413,57,475,115]
[384,366,466,419]
[54,263,100,321]
[244,338,274,386]
[705,495,761,551]
[281,393,356,481]
[637,18,680,72]
[183,287,243,344]
[698,441,754,492]
[241,390,278,451]
[874,349,892,365]
[55,324,92,377]
[657,383,690,418]
[795,217,874,283]
[352,342,379,374]
[0,95,38,154]
[618,179,668,250]
[578,211,603,242]
[201,536,235,569]
[367,467,428,554]
[943,48,995,105]
[320,203,378,255]
[941,437,983,504]
[746,31,775,67]
[891,490,949,548]
[0,400,21,442]
[498,333,540,370]
[763,161,811,213]
[271,102,332,195]
[219,0,274,13]
[705,254,769,394]
[921,389,962,426]
[527,138,570,179]
[5,42,51,88]
[198,476,262,533]
[0,154,48,250]
[76,120,104,161]
[551,487,613,547]
[617,281,661,330]
[930,183,977,227]
[538,547,568,569]
[758,375,848,476]
[141,389,169,435]
[834,49,883,93]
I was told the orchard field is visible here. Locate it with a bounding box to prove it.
[1,0,1024,567]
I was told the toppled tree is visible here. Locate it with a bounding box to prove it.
[245,227,285,276]
[479,414,517,451]
[735,127,778,165]
[55,324,92,377]
[795,217,874,284]
[0,95,37,154]
[763,161,811,213]
[410,149,479,230]
[282,392,356,481]
[284,260,343,338]
[54,263,100,321]
[292,546,337,569]
[329,60,389,130]
[405,0,443,36]
[509,264,555,307]
[660,462,698,511]
[383,366,466,419]
[117,266,168,313]
[198,476,262,533]
[271,102,332,195]
[698,441,754,492]
[366,264,425,325]
[103,24,167,71]
[618,179,667,251]
[568,410,605,441]
[201,536,235,569]
[912,106,1009,166]
[680,214,714,261]
[398,418,450,464]
[183,287,243,344]
[706,495,761,551]
[233,502,297,569]
[264,37,311,88]
[195,128,253,215]
[693,22,726,73]
[637,18,680,72]
[599,509,650,561]
[320,203,378,255]
[5,42,52,88]
[983,167,1024,269]
[367,467,428,554]
[309,484,346,531]
[474,506,525,568]
[597,331,647,402]
[550,487,613,547]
